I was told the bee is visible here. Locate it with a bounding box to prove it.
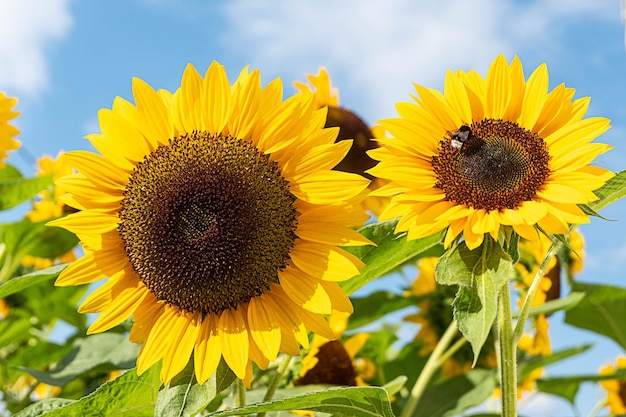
[447,125,472,149]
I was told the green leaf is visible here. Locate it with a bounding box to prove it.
[155,360,215,417]
[448,239,514,361]
[26,223,78,259]
[436,243,479,287]
[414,369,497,417]
[22,333,141,386]
[347,291,415,330]
[0,220,76,281]
[519,344,592,381]
[514,291,585,318]
[13,399,75,417]
[382,376,407,398]
[564,282,626,350]
[30,365,161,417]
[0,264,67,297]
[0,317,32,347]
[208,386,394,417]
[536,368,626,404]
[0,164,53,210]
[341,220,443,295]
[215,358,237,393]
[588,169,626,212]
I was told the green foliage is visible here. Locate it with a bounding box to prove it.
[0,164,53,210]
[341,220,443,295]
[437,238,514,362]
[22,333,141,386]
[412,369,497,417]
[155,359,236,417]
[0,220,77,281]
[208,386,394,417]
[588,169,626,212]
[565,282,626,350]
[0,264,66,298]
[537,369,626,404]
[347,291,415,330]
[15,366,162,417]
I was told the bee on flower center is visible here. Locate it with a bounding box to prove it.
[448,125,472,149]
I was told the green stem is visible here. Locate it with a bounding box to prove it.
[400,320,458,417]
[234,378,246,409]
[513,239,562,344]
[257,354,292,417]
[435,335,467,368]
[498,282,517,417]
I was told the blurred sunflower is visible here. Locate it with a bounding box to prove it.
[295,310,375,387]
[0,92,20,167]
[48,62,371,385]
[0,298,9,319]
[369,55,613,249]
[600,357,626,416]
[22,153,77,269]
[295,68,388,216]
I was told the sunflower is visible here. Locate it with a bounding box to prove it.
[294,68,388,216]
[369,55,613,249]
[600,356,626,416]
[0,92,20,167]
[23,153,77,269]
[295,310,374,387]
[48,62,371,385]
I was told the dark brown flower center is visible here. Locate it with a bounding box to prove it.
[118,132,298,316]
[432,119,550,211]
[295,340,357,386]
[325,106,378,180]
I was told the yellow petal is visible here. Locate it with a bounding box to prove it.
[218,307,249,379]
[194,314,222,385]
[161,310,201,383]
[247,294,281,361]
[278,268,332,314]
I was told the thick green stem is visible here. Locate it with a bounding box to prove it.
[513,239,562,344]
[400,321,458,417]
[498,283,517,417]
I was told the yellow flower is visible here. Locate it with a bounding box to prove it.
[0,92,20,167]
[48,62,371,385]
[0,298,9,319]
[8,375,61,402]
[296,311,374,387]
[601,357,626,416]
[23,153,77,269]
[369,55,613,249]
[295,68,388,216]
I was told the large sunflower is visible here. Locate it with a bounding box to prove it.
[294,68,388,216]
[369,55,613,249]
[48,62,371,385]
[0,92,20,167]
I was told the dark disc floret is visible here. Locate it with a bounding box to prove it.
[432,119,551,211]
[118,132,298,316]
[294,340,357,386]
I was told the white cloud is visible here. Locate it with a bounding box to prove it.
[0,0,73,97]
[219,0,619,121]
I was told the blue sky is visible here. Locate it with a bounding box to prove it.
[1,0,626,415]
